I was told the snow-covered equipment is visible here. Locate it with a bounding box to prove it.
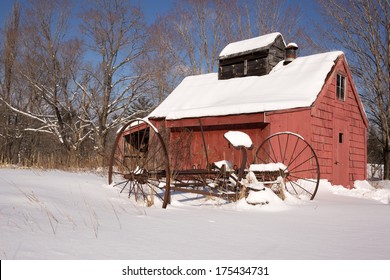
[108,119,320,208]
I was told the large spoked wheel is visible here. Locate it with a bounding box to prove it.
[254,132,320,200]
[108,119,171,208]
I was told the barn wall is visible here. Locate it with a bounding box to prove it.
[311,56,367,187]
[310,95,335,183]
[265,108,313,137]
[164,114,270,170]
[263,56,367,187]
[264,108,318,180]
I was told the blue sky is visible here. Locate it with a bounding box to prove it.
[139,0,175,22]
[1,0,318,26]
[0,0,15,25]
[0,0,175,27]
[1,0,320,48]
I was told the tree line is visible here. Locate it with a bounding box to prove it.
[0,0,305,168]
[0,0,388,178]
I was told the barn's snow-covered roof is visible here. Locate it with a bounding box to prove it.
[148,51,344,121]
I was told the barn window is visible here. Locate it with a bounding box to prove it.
[336,74,346,101]
[339,133,343,143]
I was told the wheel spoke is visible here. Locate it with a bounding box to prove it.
[288,167,319,174]
[282,133,289,164]
[288,155,315,173]
[287,174,319,184]
[287,136,300,167]
[285,178,314,197]
[120,180,130,193]
[269,139,279,163]
[257,146,274,164]
[289,177,313,197]
[285,145,309,170]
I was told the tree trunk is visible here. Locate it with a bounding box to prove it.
[384,144,390,180]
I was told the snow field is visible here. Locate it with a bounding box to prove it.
[0,168,389,260]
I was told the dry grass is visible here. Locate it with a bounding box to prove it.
[0,153,108,173]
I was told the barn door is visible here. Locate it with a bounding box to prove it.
[333,118,350,187]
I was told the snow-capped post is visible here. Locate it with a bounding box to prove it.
[223,131,254,181]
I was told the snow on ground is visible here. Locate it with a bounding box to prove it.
[0,167,389,260]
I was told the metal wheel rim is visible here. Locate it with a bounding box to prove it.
[108,119,171,208]
[254,132,320,200]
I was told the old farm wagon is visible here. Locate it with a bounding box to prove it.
[108,32,368,208]
[108,119,320,208]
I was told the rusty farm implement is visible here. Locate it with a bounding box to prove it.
[108,118,320,208]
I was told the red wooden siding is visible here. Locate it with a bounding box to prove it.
[265,109,320,181]
[310,55,367,187]
[165,114,269,170]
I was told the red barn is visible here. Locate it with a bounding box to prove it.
[142,32,368,188]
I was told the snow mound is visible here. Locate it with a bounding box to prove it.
[330,180,390,204]
[234,187,289,212]
[247,188,284,205]
[231,172,290,211]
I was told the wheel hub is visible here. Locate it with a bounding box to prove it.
[124,172,149,184]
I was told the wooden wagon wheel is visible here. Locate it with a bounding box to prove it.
[254,132,320,200]
[108,119,171,208]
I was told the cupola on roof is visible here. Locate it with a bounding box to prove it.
[218,32,286,80]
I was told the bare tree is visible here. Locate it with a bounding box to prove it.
[0,3,21,164]
[146,0,306,98]
[227,0,303,42]
[78,0,148,161]
[164,0,233,75]
[145,16,186,103]
[0,0,91,166]
[317,0,390,178]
